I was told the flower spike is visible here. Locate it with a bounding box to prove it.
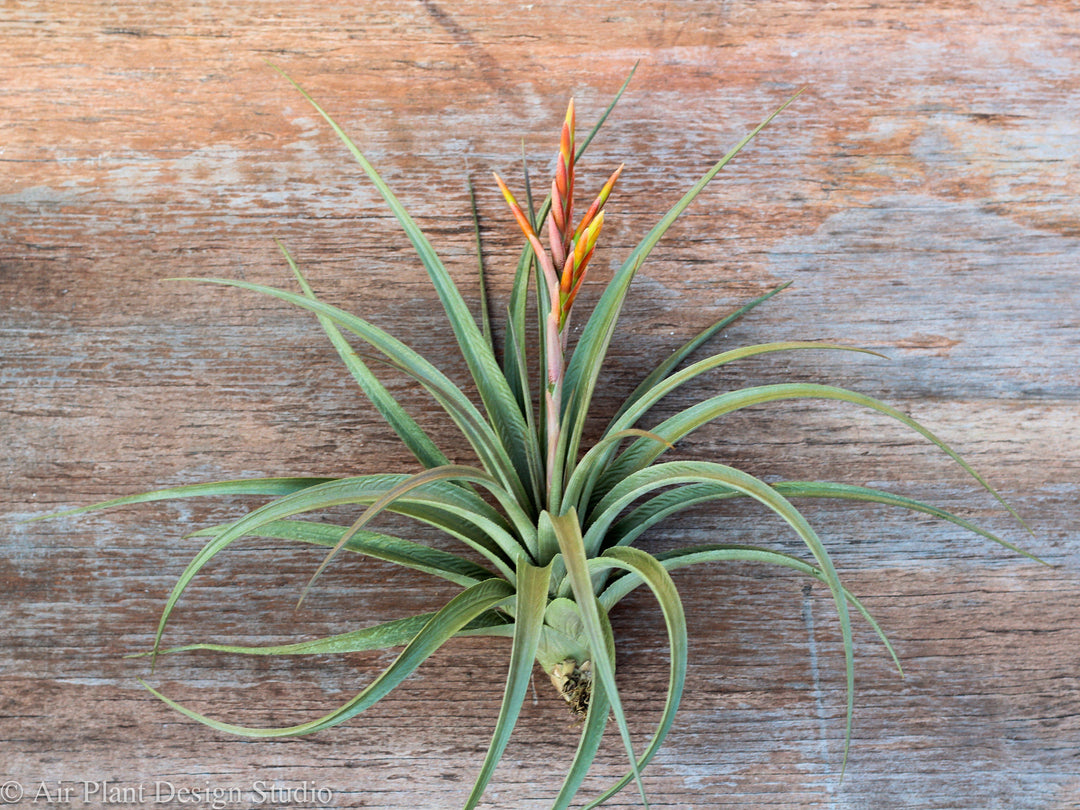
[495,107,620,337]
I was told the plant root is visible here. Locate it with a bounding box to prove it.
[548,658,592,720]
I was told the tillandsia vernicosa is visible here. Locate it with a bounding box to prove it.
[32,66,1040,808]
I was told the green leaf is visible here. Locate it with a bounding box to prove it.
[504,311,544,507]
[598,382,1031,537]
[611,342,884,438]
[137,578,515,737]
[25,477,337,522]
[774,481,1041,562]
[576,62,639,158]
[603,479,1034,562]
[599,543,903,677]
[569,342,880,512]
[541,597,586,646]
[536,508,563,566]
[464,559,553,808]
[278,240,450,470]
[547,509,651,807]
[502,147,537,413]
[133,610,510,658]
[273,66,534,504]
[579,546,688,807]
[189,518,494,588]
[611,281,792,424]
[551,671,611,809]
[466,173,494,354]
[173,277,527,505]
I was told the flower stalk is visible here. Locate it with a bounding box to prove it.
[494,100,624,507]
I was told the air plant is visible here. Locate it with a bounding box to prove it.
[38,67,1036,808]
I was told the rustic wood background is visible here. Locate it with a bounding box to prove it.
[3,2,1078,808]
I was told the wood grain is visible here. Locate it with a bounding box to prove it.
[3,2,1078,808]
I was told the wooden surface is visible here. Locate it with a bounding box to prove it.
[3,2,1078,808]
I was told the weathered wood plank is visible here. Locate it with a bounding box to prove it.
[3,1,1078,808]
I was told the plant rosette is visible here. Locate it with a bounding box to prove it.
[34,67,1039,809]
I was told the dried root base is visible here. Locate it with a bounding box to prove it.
[549,659,592,719]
